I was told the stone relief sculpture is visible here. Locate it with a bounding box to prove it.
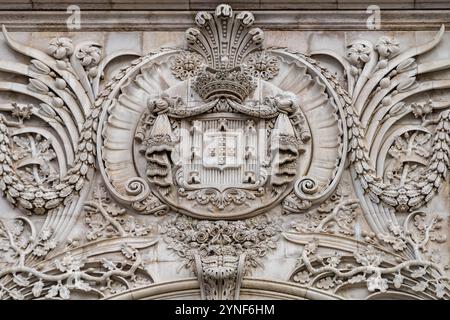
[0,4,448,300]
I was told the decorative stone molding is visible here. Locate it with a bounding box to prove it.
[1,10,450,31]
[3,1,450,11]
[0,4,449,300]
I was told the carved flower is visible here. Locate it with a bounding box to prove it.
[170,52,203,80]
[39,227,53,241]
[11,103,33,120]
[233,192,246,203]
[258,232,267,241]
[232,229,246,242]
[326,254,341,268]
[367,273,388,292]
[347,43,371,66]
[389,223,403,236]
[304,239,318,256]
[162,215,280,273]
[221,223,235,235]
[16,236,30,249]
[411,100,433,119]
[196,220,213,233]
[355,245,383,267]
[32,245,48,257]
[216,220,229,230]
[245,229,258,243]
[122,217,151,237]
[47,37,74,60]
[76,45,101,67]
[175,217,190,231]
[9,219,24,236]
[194,230,209,243]
[245,52,280,80]
[376,36,400,58]
[391,238,407,251]
[55,254,85,273]
[33,198,45,209]
[393,273,404,288]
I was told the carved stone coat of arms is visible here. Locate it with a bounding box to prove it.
[0,4,449,300]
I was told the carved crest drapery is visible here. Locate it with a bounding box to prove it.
[0,4,449,300]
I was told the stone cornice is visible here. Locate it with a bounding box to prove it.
[2,1,450,11]
[0,10,449,32]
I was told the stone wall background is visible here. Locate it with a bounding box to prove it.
[0,0,450,10]
[0,1,449,300]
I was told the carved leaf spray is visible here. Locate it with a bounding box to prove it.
[281,24,450,298]
[0,4,448,300]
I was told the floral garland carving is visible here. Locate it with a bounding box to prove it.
[161,214,280,273]
[0,102,98,214]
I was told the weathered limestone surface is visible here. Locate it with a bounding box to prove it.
[1,0,450,10]
[0,4,449,300]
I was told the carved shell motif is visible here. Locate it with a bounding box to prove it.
[0,3,448,301]
[98,14,344,219]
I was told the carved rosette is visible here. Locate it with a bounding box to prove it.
[0,3,449,301]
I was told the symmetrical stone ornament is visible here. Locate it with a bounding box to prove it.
[0,4,449,300]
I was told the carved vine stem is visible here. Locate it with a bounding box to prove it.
[301,247,443,279]
[0,244,145,300]
[0,217,38,267]
[84,201,127,237]
[0,253,142,282]
[314,199,358,233]
[403,211,437,260]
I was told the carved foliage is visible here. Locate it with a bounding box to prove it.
[162,214,280,271]
[290,239,449,299]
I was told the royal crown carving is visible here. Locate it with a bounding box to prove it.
[0,4,449,300]
[192,66,257,103]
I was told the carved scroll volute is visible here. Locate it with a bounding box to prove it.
[96,49,180,216]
